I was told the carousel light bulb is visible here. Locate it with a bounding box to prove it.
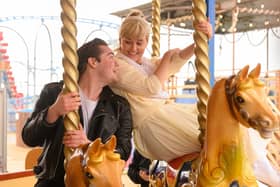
[222,28,226,32]
[261,4,264,9]
[249,23,253,27]
[264,20,269,25]
[237,0,241,3]
[179,22,186,27]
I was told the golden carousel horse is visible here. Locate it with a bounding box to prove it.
[64,135,125,187]
[158,64,279,187]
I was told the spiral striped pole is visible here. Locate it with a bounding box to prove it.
[192,0,211,147]
[151,0,161,58]
[60,0,80,162]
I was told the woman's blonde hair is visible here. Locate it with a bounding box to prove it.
[119,9,150,40]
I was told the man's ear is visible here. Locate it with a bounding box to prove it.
[88,57,97,68]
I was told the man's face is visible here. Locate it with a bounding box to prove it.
[119,36,148,64]
[96,45,118,84]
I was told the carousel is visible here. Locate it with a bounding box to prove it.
[0,0,279,187]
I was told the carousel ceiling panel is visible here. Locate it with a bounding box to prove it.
[111,0,280,34]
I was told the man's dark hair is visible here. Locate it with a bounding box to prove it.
[77,38,108,75]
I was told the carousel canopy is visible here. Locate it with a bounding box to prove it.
[111,0,280,34]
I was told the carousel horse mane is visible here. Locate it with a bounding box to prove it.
[65,135,125,187]
[196,63,279,187]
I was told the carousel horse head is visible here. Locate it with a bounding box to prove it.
[225,63,279,138]
[195,63,280,187]
[65,135,125,187]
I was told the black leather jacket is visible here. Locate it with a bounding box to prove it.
[22,81,132,181]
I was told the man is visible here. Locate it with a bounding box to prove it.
[22,38,133,187]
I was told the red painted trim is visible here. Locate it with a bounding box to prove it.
[0,170,34,181]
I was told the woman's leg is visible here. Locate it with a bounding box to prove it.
[134,103,201,161]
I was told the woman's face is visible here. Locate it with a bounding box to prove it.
[120,36,148,64]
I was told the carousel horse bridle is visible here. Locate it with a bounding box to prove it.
[225,75,270,130]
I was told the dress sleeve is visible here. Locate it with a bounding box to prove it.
[113,57,162,97]
[168,52,188,75]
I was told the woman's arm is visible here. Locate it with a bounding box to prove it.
[153,19,213,84]
[112,57,162,96]
[154,49,180,85]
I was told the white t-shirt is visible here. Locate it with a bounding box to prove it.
[79,89,98,134]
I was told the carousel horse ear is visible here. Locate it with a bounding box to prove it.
[104,135,117,151]
[88,138,102,156]
[248,63,261,79]
[231,65,250,88]
[236,65,250,82]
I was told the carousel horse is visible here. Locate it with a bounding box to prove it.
[163,64,279,187]
[65,135,125,187]
[149,160,168,187]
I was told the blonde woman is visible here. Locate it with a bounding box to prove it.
[110,10,212,162]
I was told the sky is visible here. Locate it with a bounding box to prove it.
[0,0,151,17]
[0,0,152,96]
[0,0,279,97]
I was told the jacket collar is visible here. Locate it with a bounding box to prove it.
[98,86,115,101]
[78,86,115,125]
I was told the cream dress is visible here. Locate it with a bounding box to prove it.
[110,52,201,161]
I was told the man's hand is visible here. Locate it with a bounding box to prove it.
[46,91,81,123]
[63,123,90,148]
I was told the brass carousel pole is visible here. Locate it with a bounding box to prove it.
[151,0,161,58]
[232,31,235,74]
[60,0,80,162]
[189,1,211,185]
[192,0,211,147]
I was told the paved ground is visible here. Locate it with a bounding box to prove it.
[6,132,31,172]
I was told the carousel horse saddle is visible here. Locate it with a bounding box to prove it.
[166,152,200,187]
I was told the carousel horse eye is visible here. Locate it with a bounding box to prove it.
[85,171,94,179]
[235,96,245,104]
